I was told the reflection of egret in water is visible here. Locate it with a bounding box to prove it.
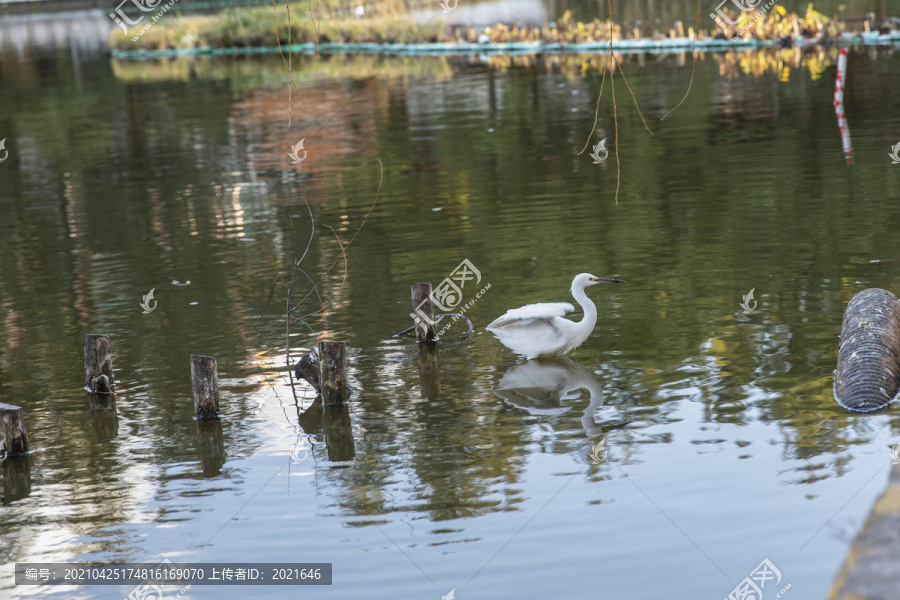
[493,357,605,437]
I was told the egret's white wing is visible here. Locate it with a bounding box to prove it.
[487,302,575,329]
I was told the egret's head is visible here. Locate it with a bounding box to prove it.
[572,273,624,292]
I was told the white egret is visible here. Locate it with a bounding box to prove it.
[486,273,623,359]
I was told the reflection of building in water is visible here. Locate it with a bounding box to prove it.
[231,79,383,191]
[0,10,112,57]
[494,357,605,436]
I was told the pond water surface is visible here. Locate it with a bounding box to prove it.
[2,26,900,600]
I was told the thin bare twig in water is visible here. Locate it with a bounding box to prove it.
[253,260,287,335]
[601,5,621,206]
[284,196,317,403]
[610,52,620,206]
[580,28,653,155]
[661,0,701,121]
[309,0,320,55]
[282,160,381,401]
[288,160,382,316]
[289,265,326,329]
[613,57,653,136]
[293,224,349,323]
[578,18,613,156]
[255,261,320,346]
[578,65,608,156]
[272,0,304,114]
[286,0,292,126]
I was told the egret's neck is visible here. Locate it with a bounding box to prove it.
[571,284,597,330]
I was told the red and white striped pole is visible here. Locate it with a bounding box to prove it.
[833,47,853,164]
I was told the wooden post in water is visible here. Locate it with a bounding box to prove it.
[0,403,29,456]
[197,420,226,477]
[2,458,32,504]
[318,341,347,406]
[84,334,114,393]
[417,343,441,400]
[323,404,355,462]
[411,283,437,342]
[88,394,119,442]
[191,355,220,419]
[294,346,320,392]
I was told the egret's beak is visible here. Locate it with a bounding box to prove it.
[591,277,624,284]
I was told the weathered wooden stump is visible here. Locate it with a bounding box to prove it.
[191,355,220,419]
[294,346,321,392]
[417,343,441,400]
[411,283,438,342]
[88,394,119,442]
[2,459,31,504]
[323,404,355,462]
[0,403,29,457]
[318,341,347,407]
[84,334,114,393]
[197,419,226,477]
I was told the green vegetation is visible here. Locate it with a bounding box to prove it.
[110,2,894,52]
[110,4,443,51]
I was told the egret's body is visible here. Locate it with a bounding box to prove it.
[486,273,623,359]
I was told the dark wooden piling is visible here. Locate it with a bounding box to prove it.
[2,459,31,504]
[317,341,347,406]
[191,355,220,419]
[323,404,355,462]
[298,397,324,436]
[417,343,441,400]
[295,346,321,392]
[411,283,437,342]
[88,394,119,442]
[0,403,29,457]
[84,334,114,393]
[197,419,226,477]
